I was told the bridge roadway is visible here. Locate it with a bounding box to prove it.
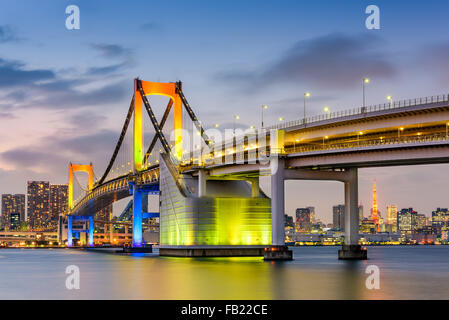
[71,94,449,213]
[69,94,449,258]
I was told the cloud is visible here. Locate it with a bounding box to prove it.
[89,43,131,58]
[0,25,19,43]
[0,58,55,88]
[0,129,121,176]
[217,33,396,91]
[86,63,127,76]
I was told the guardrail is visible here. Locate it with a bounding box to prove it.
[267,94,449,131]
[287,133,449,154]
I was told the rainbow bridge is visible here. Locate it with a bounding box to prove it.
[67,79,449,259]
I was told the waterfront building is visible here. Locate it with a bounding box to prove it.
[1,194,26,230]
[27,181,50,231]
[360,218,376,233]
[397,208,418,235]
[432,208,449,231]
[432,208,449,240]
[10,212,20,230]
[296,208,312,233]
[307,207,316,224]
[284,214,294,229]
[49,184,68,228]
[332,205,345,231]
[386,205,398,232]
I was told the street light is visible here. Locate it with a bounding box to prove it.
[304,92,311,125]
[357,131,364,147]
[215,123,220,128]
[261,105,268,129]
[279,117,284,127]
[324,106,330,119]
[323,135,329,147]
[363,78,370,112]
[398,127,404,141]
[233,115,240,135]
[387,96,393,109]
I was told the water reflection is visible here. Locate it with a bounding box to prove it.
[0,247,449,299]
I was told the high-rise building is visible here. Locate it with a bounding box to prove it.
[1,194,25,230]
[296,208,312,233]
[416,214,427,230]
[27,181,50,231]
[284,214,294,229]
[10,212,20,230]
[398,208,418,235]
[359,204,364,222]
[432,208,449,236]
[49,184,68,227]
[386,205,398,232]
[333,205,345,231]
[307,207,316,224]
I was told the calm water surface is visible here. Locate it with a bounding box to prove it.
[0,246,448,299]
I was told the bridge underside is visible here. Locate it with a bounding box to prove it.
[287,141,449,169]
[71,188,131,216]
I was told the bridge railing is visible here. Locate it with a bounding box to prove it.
[287,132,449,154]
[267,94,449,131]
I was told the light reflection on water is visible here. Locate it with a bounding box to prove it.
[0,246,448,299]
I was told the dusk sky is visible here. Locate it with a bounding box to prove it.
[1,0,449,223]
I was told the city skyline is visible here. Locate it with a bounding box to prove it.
[1,1,449,223]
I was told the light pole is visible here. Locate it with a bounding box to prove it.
[387,96,393,109]
[358,131,363,147]
[233,115,240,135]
[304,92,310,125]
[279,117,284,127]
[363,78,370,112]
[324,106,330,119]
[261,105,268,129]
[398,127,404,141]
[322,135,329,147]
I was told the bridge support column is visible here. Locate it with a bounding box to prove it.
[271,159,285,246]
[339,168,367,260]
[67,216,73,247]
[251,178,260,198]
[198,169,207,197]
[88,216,94,247]
[132,185,143,248]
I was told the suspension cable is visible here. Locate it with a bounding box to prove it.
[175,81,211,146]
[97,95,135,185]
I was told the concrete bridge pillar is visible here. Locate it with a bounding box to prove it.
[67,216,73,247]
[88,216,94,247]
[271,159,285,246]
[251,178,260,198]
[132,184,143,247]
[198,169,207,197]
[339,168,367,260]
